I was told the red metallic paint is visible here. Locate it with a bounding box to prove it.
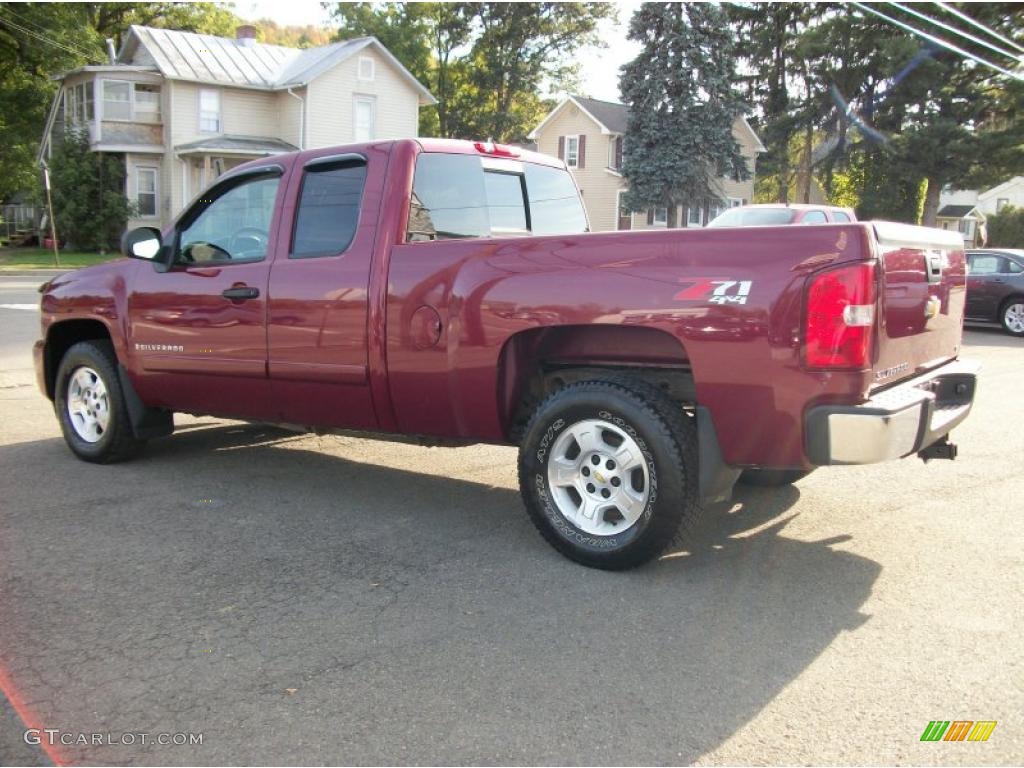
[35,139,968,471]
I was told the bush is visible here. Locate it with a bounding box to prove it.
[49,127,134,251]
[986,206,1024,248]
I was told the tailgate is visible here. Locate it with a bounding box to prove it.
[871,221,967,388]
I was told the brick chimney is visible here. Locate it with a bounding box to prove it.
[236,25,257,47]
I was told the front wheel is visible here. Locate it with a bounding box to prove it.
[54,340,145,463]
[518,379,701,570]
[1001,299,1024,337]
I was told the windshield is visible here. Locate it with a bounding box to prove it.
[707,208,799,228]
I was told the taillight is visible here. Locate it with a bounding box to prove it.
[804,262,877,369]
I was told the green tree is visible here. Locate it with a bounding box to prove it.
[50,128,134,251]
[460,3,611,141]
[728,3,818,203]
[329,2,611,141]
[619,2,749,227]
[986,206,1024,248]
[732,2,1023,223]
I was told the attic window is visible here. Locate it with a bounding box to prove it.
[358,56,375,82]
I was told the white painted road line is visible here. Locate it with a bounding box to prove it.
[0,304,38,311]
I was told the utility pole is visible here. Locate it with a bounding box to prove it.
[40,161,60,268]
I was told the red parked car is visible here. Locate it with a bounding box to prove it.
[707,203,858,228]
[34,139,977,569]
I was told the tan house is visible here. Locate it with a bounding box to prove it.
[528,95,765,231]
[39,24,436,229]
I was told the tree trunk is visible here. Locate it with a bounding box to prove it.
[922,177,942,227]
[801,123,813,203]
[778,145,790,204]
[667,204,679,229]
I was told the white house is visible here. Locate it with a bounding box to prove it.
[39,24,436,229]
[941,176,1024,217]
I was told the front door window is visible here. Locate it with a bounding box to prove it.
[177,174,280,264]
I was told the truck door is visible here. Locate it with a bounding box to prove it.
[265,150,381,430]
[127,165,287,421]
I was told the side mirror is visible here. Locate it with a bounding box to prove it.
[121,227,163,261]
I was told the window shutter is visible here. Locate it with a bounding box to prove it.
[615,136,623,169]
[557,136,565,160]
[578,135,586,168]
[647,208,654,225]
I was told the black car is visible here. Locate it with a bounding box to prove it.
[966,249,1024,337]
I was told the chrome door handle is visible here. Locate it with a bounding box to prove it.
[222,286,260,300]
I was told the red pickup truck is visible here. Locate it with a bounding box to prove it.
[34,138,978,569]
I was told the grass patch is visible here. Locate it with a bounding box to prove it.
[0,247,122,270]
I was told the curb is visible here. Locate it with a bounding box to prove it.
[0,270,70,278]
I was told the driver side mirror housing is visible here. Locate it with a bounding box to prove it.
[121,227,170,270]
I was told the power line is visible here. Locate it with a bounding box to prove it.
[850,2,1023,80]
[888,1,1024,64]
[933,1,1024,55]
[0,9,97,61]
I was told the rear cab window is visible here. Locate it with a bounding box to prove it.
[291,155,367,258]
[406,153,588,242]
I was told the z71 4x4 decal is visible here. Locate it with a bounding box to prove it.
[674,278,753,306]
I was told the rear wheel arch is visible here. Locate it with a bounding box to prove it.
[495,324,695,442]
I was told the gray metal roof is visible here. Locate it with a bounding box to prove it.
[175,135,298,155]
[118,25,435,103]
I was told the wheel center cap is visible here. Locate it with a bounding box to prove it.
[593,470,606,483]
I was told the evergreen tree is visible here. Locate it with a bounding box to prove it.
[50,128,134,251]
[619,2,749,227]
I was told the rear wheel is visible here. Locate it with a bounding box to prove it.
[54,340,145,463]
[518,378,700,570]
[1000,299,1024,336]
[739,468,813,487]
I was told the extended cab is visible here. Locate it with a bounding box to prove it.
[35,139,978,569]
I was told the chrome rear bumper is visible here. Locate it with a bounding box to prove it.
[805,359,979,465]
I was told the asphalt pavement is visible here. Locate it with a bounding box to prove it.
[0,273,1020,765]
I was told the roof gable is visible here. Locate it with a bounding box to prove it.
[978,176,1024,200]
[528,96,611,138]
[118,25,435,103]
[937,204,984,218]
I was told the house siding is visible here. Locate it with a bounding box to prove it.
[306,48,419,148]
[275,88,305,149]
[534,101,760,232]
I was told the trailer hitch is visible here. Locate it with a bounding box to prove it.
[918,437,958,462]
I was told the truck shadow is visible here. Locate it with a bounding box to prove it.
[0,424,880,766]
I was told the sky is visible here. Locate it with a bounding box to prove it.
[236,0,644,103]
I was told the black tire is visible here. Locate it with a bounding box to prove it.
[54,340,145,463]
[739,468,813,487]
[999,298,1024,337]
[518,378,701,570]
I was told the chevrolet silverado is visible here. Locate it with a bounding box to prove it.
[35,138,978,569]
